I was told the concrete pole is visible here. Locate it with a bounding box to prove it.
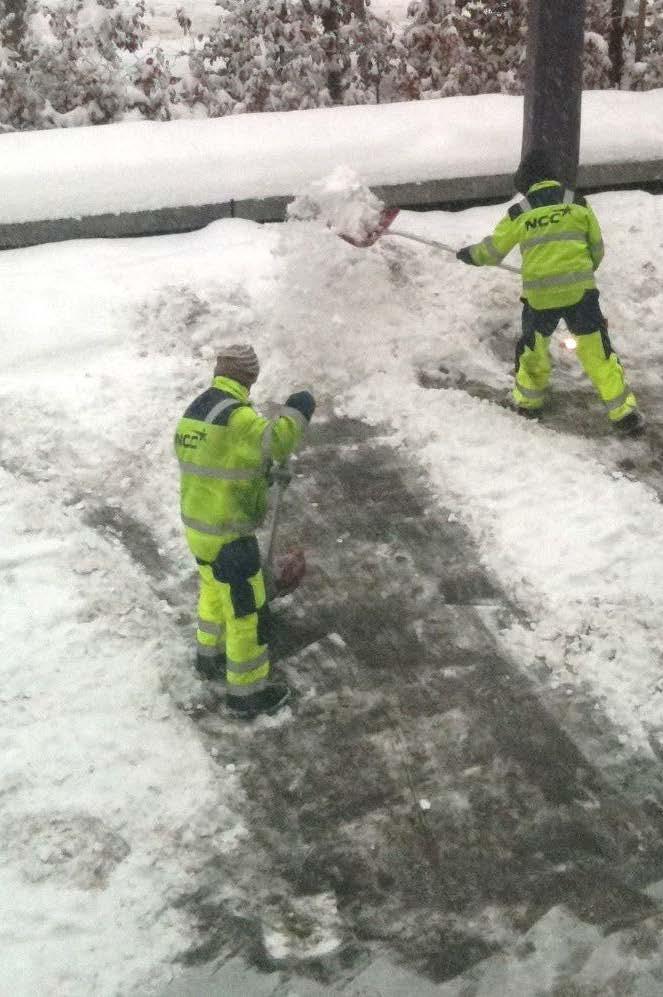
[522,0,587,188]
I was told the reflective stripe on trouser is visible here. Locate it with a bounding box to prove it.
[195,610,224,657]
[512,331,551,410]
[196,554,270,696]
[573,330,638,423]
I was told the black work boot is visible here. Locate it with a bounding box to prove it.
[614,410,645,436]
[516,406,542,420]
[226,683,291,720]
[195,651,226,682]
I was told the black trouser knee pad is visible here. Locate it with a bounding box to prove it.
[212,537,261,618]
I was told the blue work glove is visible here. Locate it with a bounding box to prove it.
[456,246,478,266]
[285,390,316,422]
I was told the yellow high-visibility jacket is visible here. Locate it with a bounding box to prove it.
[174,375,307,562]
[468,181,605,309]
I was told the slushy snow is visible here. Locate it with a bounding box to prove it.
[2,107,663,995]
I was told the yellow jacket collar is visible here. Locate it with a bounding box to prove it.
[212,375,250,401]
[527,180,562,194]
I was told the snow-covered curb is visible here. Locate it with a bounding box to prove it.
[1,89,662,226]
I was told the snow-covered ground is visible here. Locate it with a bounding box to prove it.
[3,186,663,996]
[2,94,663,994]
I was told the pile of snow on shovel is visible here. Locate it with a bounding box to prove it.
[287,165,385,244]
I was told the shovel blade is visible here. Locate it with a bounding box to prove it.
[272,548,306,596]
[338,206,401,248]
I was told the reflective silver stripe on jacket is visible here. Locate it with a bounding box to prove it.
[515,382,546,400]
[521,231,588,250]
[261,406,307,462]
[279,405,308,432]
[261,423,274,461]
[563,189,575,204]
[604,387,632,412]
[204,397,240,423]
[522,270,595,290]
[181,515,259,536]
[479,235,504,263]
[590,238,604,256]
[197,619,222,636]
[178,462,265,480]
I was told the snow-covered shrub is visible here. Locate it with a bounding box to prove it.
[583,0,663,90]
[354,3,402,103]
[583,29,613,88]
[188,0,401,115]
[400,0,526,98]
[452,0,527,94]
[400,0,464,94]
[4,0,663,131]
[622,0,663,89]
[130,45,179,120]
[401,0,662,97]
[0,0,38,130]
[189,1,327,114]
[0,0,151,129]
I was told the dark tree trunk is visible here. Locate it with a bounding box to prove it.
[3,0,29,51]
[522,0,587,188]
[608,0,625,86]
[320,0,343,104]
[634,0,647,63]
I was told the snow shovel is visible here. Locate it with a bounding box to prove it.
[340,206,521,274]
[264,461,306,601]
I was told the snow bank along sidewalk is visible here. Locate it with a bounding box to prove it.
[1,89,662,249]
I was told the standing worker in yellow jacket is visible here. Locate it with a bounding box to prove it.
[456,149,644,435]
[174,344,315,719]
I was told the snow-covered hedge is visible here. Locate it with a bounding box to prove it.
[1,0,662,131]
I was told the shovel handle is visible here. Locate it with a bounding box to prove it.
[387,229,521,275]
[263,462,290,599]
[265,477,285,569]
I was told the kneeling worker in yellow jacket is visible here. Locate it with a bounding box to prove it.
[456,148,644,435]
[174,344,315,719]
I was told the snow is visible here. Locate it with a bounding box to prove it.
[140,0,413,40]
[261,892,342,961]
[370,0,412,20]
[2,92,663,994]
[0,460,246,993]
[287,165,387,242]
[1,88,663,224]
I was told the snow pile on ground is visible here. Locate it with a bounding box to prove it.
[2,187,663,993]
[0,465,247,994]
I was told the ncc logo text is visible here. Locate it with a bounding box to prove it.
[525,206,572,230]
